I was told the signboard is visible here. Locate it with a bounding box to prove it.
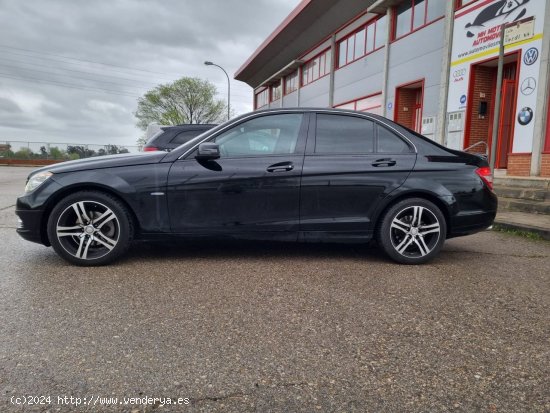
[446,0,546,153]
[504,18,535,46]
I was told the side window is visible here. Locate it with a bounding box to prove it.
[377,125,411,153]
[171,130,204,145]
[315,114,374,154]
[213,113,303,157]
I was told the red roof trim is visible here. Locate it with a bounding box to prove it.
[234,0,313,78]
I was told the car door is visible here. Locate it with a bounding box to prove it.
[167,112,308,239]
[299,112,416,240]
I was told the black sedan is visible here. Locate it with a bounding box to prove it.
[16,108,497,266]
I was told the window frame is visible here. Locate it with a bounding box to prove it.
[391,0,445,42]
[301,48,332,87]
[336,15,387,69]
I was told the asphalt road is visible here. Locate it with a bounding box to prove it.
[0,166,549,412]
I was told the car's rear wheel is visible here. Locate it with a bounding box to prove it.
[47,191,134,266]
[377,198,446,264]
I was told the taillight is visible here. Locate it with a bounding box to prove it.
[475,166,493,190]
[143,146,159,152]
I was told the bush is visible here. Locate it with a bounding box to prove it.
[14,147,33,159]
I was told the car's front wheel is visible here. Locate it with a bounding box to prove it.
[47,191,134,266]
[377,198,446,264]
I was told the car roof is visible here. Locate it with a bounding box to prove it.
[162,124,217,131]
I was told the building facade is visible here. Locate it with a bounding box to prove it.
[235,0,550,177]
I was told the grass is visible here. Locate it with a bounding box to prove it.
[492,224,545,241]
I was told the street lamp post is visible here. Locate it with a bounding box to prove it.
[204,61,230,121]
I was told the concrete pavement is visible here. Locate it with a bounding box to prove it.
[0,166,549,412]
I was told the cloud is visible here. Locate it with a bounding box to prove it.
[0,0,301,146]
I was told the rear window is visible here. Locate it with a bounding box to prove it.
[145,130,165,146]
[171,130,207,145]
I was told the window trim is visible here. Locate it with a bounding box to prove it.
[336,15,386,70]
[300,47,332,88]
[391,0,445,43]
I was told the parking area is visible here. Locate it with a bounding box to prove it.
[0,166,549,412]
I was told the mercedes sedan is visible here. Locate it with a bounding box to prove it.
[16,108,497,266]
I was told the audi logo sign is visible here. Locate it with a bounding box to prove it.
[453,69,467,78]
[453,68,466,83]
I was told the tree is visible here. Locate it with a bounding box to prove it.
[134,77,227,130]
[49,146,65,160]
[67,145,97,159]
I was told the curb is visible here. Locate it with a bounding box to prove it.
[493,221,550,241]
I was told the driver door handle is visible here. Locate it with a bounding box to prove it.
[372,158,396,167]
[267,161,294,172]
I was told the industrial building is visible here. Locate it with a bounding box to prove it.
[235,0,550,177]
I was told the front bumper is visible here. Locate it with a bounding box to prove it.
[15,208,48,245]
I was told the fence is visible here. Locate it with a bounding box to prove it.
[0,141,141,163]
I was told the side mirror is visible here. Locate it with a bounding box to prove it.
[196,142,220,160]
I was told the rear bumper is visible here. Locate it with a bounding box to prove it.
[448,210,496,238]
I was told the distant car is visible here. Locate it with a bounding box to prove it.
[143,124,216,152]
[16,108,497,266]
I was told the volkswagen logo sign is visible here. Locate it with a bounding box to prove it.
[523,48,539,66]
[517,107,533,126]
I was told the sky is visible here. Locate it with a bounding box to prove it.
[0,0,301,147]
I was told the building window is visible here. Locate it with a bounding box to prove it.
[337,16,387,68]
[301,48,331,87]
[270,81,282,102]
[255,88,269,109]
[393,0,445,40]
[284,70,298,95]
[334,93,383,115]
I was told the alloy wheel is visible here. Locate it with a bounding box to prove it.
[55,200,120,260]
[390,205,441,258]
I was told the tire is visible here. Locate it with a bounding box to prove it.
[376,197,447,265]
[47,190,134,266]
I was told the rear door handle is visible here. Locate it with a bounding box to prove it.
[372,158,396,167]
[267,162,294,172]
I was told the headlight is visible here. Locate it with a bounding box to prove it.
[24,171,53,193]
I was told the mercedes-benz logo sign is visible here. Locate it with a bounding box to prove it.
[517,107,533,126]
[520,77,536,96]
[523,48,539,66]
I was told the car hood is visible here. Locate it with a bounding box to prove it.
[29,151,167,176]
